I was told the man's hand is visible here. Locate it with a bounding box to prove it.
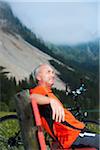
[49,98,65,122]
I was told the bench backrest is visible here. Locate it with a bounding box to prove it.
[15,89,40,150]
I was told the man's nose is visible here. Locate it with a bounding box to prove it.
[51,72,55,77]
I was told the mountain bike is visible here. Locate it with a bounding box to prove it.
[66,81,99,134]
[0,82,99,150]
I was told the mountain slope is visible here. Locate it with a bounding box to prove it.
[0,29,65,90]
[0,1,68,90]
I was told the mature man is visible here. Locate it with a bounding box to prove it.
[30,64,99,149]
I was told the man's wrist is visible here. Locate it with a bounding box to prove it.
[49,98,52,104]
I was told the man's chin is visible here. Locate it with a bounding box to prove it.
[48,82,54,87]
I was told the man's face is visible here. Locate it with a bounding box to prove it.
[37,64,55,87]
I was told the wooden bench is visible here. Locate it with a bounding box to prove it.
[15,89,97,150]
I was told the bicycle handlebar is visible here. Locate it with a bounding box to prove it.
[66,83,86,98]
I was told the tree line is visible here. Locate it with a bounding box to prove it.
[0,65,99,120]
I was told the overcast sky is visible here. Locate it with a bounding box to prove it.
[5,0,99,45]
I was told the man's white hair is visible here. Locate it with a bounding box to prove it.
[34,65,41,79]
[33,63,51,83]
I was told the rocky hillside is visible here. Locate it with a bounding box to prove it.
[0,1,66,90]
[0,28,66,90]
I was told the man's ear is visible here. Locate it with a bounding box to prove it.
[36,73,41,81]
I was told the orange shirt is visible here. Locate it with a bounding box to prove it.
[30,85,85,148]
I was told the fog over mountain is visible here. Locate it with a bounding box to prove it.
[8,1,98,45]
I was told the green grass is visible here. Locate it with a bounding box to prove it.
[0,111,17,117]
[85,122,100,134]
[0,111,24,150]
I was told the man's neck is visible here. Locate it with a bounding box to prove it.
[38,83,52,91]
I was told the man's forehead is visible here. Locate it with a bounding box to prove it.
[40,64,53,71]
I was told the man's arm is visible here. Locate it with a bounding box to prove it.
[30,94,65,122]
[30,94,51,105]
